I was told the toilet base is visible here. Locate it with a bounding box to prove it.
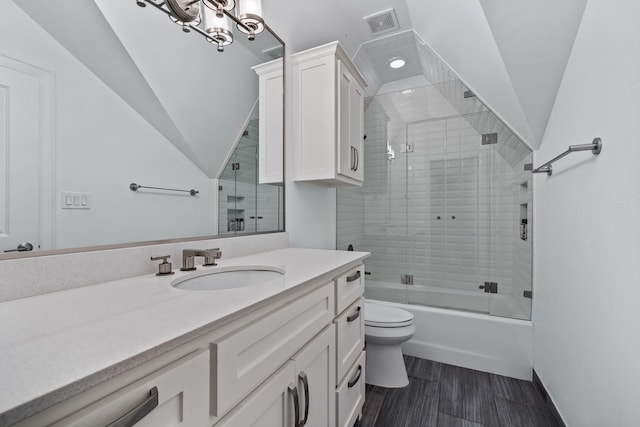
[365,342,409,388]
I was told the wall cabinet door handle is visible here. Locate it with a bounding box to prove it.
[346,270,361,282]
[354,147,359,171]
[350,146,356,171]
[299,372,310,426]
[348,365,362,388]
[288,384,301,427]
[347,306,361,322]
[106,386,159,427]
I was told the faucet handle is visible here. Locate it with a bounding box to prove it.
[203,248,222,266]
[150,255,174,276]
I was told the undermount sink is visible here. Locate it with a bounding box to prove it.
[172,265,285,291]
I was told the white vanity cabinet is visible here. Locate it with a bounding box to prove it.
[217,325,335,427]
[292,41,367,186]
[333,266,366,427]
[12,261,366,427]
[252,58,283,184]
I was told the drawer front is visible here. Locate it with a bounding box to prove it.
[335,265,364,315]
[211,283,334,417]
[335,298,365,382]
[52,350,209,427]
[336,351,366,427]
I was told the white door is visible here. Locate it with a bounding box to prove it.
[0,64,42,253]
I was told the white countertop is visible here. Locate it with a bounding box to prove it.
[0,247,368,424]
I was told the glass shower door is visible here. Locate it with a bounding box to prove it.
[406,119,447,308]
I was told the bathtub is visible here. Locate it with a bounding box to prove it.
[365,282,533,380]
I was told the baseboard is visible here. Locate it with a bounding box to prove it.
[532,370,567,427]
[402,339,532,381]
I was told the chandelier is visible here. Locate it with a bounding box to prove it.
[136,0,264,52]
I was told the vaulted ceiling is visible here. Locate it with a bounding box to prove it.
[265,0,588,149]
[13,0,587,174]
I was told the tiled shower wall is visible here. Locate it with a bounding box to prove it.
[337,82,533,319]
[219,119,283,235]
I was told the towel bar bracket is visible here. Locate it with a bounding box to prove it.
[530,137,602,176]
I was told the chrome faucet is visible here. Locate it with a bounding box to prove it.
[180,248,222,271]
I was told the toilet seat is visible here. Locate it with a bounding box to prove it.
[365,302,414,328]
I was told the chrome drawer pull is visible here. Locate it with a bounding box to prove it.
[346,271,361,282]
[299,372,310,426]
[288,384,302,427]
[348,365,362,388]
[347,306,361,322]
[106,386,159,427]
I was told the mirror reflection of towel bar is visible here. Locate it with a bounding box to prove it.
[129,183,199,196]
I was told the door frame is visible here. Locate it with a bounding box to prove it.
[0,54,55,250]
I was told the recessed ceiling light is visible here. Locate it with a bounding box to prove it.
[401,89,414,95]
[389,57,405,69]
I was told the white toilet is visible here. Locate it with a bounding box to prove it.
[364,302,415,388]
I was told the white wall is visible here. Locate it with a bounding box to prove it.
[533,1,640,425]
[0,2,217,250]
[282,46,337,249]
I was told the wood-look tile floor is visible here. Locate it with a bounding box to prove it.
[355,356,559,427]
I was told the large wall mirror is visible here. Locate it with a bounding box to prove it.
[0,0,284,258]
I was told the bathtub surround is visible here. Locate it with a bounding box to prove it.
[375,300,532,381]
[338,31,534,320]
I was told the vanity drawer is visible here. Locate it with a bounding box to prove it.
[336,351,365,427]
[51,350,209,427]
[335,265,364,315]
[335,298,365,382]
[210,282,334,417]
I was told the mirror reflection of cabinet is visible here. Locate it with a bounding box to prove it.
[253,59,284,185]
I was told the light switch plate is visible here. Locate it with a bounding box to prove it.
[61,191,91,209]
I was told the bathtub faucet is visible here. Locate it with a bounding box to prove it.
[181,248,222,271]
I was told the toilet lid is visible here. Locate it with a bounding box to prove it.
[365,302,414,328]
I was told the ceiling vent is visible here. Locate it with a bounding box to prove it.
[363,8,399,35]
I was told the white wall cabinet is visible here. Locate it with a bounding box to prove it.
[252,58,283,184]
[16,264,365,427]
[292,41,367,186]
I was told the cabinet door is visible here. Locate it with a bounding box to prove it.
[293,325,336,427]
[216,361,297,427]
[257,63,283,184]
[349,79,364,182]
[337,60,364,183]
[293,54,336,181]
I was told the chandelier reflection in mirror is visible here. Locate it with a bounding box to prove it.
[136,0,264,52]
